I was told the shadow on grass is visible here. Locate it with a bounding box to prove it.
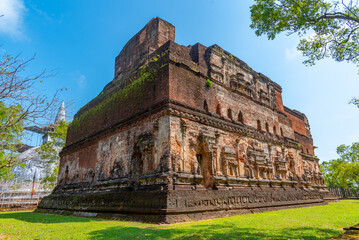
[0,211,95,224]
[342,199,359,202]
[88,223,341,240]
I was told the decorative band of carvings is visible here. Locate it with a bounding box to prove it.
[209,45,282,91]
[61,100,171,154]
[62,99,302,156]
[173,172,298,186]
[40,188,334,218]
[169,192,326,212]
[168,59,277,111]
[166,100,301,149]
[57,169,326,193]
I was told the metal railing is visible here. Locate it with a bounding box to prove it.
[0,182,51,208]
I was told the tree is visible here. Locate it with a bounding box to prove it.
[250,0,359,106]
[321,142,359,189]
[250,0,359,66]
[0,52,59,179]
[37,120,70,190]
[0,101,24,178]
[350,97,359,107]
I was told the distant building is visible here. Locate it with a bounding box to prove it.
[13,101,66,182]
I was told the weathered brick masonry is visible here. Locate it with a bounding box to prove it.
[37,17,337,223]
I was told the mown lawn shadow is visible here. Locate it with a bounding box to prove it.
[0,211,96,224]
[88,223,342,240]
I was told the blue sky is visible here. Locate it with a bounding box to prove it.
[1,0,358,162]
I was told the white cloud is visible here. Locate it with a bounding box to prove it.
[76,74,87,89]
[285,47,300,60]
[0,0,26,38]
[29,3,58,23]
[70,71,87,89]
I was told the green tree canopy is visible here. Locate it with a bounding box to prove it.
[250,0,359,66]
[321,142,359,189]
[37,120,70,190]
[0,102,24,178]
[0,52,60,179]
[250,0,359,105]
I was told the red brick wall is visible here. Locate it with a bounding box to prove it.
[294,132,314,155]
[275,86,314,154]
[114,17,175,77]
[285,110,307,136]
[66,53,170,146]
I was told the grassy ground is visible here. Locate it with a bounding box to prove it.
[0,200,357,240]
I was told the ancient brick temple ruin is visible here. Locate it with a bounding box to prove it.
[37,17,337,223]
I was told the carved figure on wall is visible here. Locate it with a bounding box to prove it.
[246,143,274,180]
[286,151,305,187]
[195,154,202,174]
[196,134,217,189]
[311,171,324,185]
[137,134,154,174]
[110,158,124,179]
[210,69,224,83]
[229,75,237,89]
[245,145,257,179]
[268,162,274,179]
[171,154,181,173]
[221,146,238,177]
[130,133,154,186]
[259,89,270,105]
[287,151,296,182]
[237,149,246,177]
[229,73,246,91]
[313,172,318,184]
[273,151,287,180]
[303,161,317,183]
[288,170,294,181]
[245,143,271,179]
[318,172,325,185]
[303,169,312,183]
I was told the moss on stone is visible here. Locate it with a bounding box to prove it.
[206,79,213,87]
[71,61,162,132]
[69,49,170,136]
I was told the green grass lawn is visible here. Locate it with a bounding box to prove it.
[0,200,357,240]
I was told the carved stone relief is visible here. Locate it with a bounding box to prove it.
[196,134,218,189]
[246,143,273,180]
[273,150,287,180]
[221,146,238,177]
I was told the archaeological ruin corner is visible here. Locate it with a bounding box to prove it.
[37,17,337,223]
